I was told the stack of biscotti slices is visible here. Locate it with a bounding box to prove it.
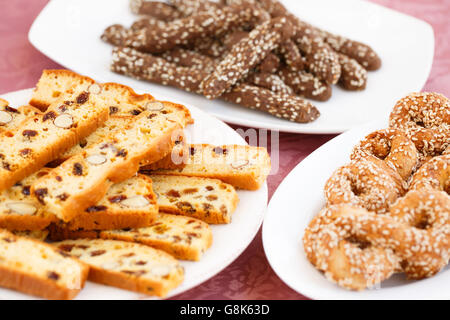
[0,69,270,299]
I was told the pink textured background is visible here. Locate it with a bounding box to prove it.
[0,0,449,300]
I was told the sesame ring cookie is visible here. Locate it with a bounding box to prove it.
[389,92,450,157]
[324,158,405,214]
[351,128,419,181]
[388,190,450,279]
[410,154,450,194]
[303,205,400,290]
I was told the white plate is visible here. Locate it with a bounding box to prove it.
[0,88,268,300]
[28,0,434,134]
[263,119,450,300]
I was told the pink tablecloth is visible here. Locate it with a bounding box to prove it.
[0,0,449,300]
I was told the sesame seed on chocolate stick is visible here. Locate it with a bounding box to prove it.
[246,72,293,96]
[110,47,320,123]
[130,17,167,31]
[277,38,304,72]
[202,16,295,99]
[278,67,332,102]
[122,4,269,54]
[160,48,218,73]
[129,0,184,21]
[101,24,132,46]
[256,0,381,71]
[338,53,368,91]
[222,83,320,123]
[168,0,223,17]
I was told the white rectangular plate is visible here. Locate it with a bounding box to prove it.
[28,0,434,134]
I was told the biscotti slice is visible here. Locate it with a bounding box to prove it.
[0,168,56,231]
[32,109,183,222]
[48,213,213,261]
[56,174,158,231]
[0,101,41,134]
[149,175,239,224]
[52,103,191,165]
[142,144,271,190]
[29,69,96,111]
[54,238,184,297]
[101,213,212,261]
[13,229,49,241]
[0,170,157,232]
[0,229,88,300]
[0,89,110,192]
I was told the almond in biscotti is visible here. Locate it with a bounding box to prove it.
[0,111,13,125]
[53,114,74,129]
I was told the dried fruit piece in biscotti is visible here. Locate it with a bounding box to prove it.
[0,168,56,231]
[56,174,158,231]
[0,99,41,134]
[121,3,268,54]
[54,238,184,297]
[141,144,271,190]
[0,229,88,300]
[149,175,239,224]
[201,17,295,99]
[32,109,183,222]
[0,89,110,192]
[47,213,213,261]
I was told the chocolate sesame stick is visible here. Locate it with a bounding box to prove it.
[338,53,367,91]
[130,0,184,21]
[160,48,218,73]
[246,72,293,95]
[278,67,332,101]
[202,17,295,99]
[122,4,269,54]
[111,47,320,123]
[168,0,223,16]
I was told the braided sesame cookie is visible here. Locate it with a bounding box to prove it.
[389,92,450,158]
[351,128,419,181]
[409,154,449,194]
[324,158,405,214]
[303,205,400,290]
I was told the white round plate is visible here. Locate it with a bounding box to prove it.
[262,119,450,300]
[28,0,434,134]
[0,88,268,300]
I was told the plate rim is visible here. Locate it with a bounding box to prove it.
[28,0,435,135]
[0,87,269,300]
